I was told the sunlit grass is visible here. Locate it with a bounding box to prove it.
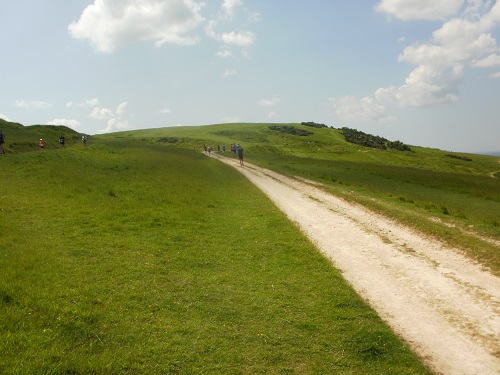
[0,142,430,373]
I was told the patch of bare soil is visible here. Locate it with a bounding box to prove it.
[212,154,500,375]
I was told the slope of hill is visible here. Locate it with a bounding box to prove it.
[3,121,499,268]
[0,119,81,153]
[102,122,500,271]
[104,122,499,175]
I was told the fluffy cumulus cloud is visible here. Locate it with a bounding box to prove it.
[68,0,205,53]
[330,96,396,123]
[221,0,243,19]
[334,0,500,122]
[69,0,257,54]
[88,101,130,133]
[90,106,114,120]
[205,1,257,59]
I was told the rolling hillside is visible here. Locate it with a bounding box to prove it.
[2,120,499,271]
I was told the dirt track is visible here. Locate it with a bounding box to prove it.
[212,154,500,375]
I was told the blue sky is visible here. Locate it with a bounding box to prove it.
[1,0,499,153]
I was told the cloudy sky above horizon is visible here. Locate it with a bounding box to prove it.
[1,0,499,153]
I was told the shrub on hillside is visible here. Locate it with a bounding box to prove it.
[301,121,328,128]
[444,153,472,161]
[341,127,412,152]
[269,125,313,136]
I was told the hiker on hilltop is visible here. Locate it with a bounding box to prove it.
[39,138,45,151]
[82,134,87,147]
[59,134,65,149]
[0,129,5,155]
[237,144,244,166]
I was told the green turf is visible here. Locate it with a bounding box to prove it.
[0,139,431,373]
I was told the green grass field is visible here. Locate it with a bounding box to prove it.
[0,137,431,373]
[1,119,498,373]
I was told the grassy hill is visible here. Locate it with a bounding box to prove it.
[0,118,82,153]
[103,122,500,272]
[0,120,497,373]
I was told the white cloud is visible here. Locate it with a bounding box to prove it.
[160,107,172,114]
[490,71,500,78]
[330,96,396,123]
[0,114,12,122]
[216,49,233,58]
[473,53,500,67]
[90,107,114,119]
[219,31,255,47]
[258,96,280,106]
[267,112,278,119]
[67,98,99,108]
[68,0,205,53]
[15,100,52,109]
[116,101,128,115]
[100,118,130,133]
[47,118,82,130]
[222,0,243,19]
[336,1,500,123]
[375,0,465,21]
[392,64,463,107]
[91,101,130,133]
[221,68,236,77]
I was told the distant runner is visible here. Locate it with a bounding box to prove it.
[0,129,5,155]
[237,144,244,166]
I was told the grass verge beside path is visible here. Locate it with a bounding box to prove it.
[0,141,430,373]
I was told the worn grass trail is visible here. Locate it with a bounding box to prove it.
[0,142,429,373]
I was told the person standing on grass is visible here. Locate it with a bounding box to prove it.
[237,144,244,166]
[0,129,5,155]
[82,134,87,146]
[39,138,45,151]
[222,144,226,153]
[59,134,65,149]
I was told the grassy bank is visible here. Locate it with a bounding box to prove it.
[0,141,430,373]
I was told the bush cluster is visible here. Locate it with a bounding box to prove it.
[444,154,472,162]
[157,137,178,143]
[269,125,313,136]
[301,121,328,128]
[341,127,411,151]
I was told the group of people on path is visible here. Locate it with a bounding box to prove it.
[0,129,88,154]
[203,142,244,166]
